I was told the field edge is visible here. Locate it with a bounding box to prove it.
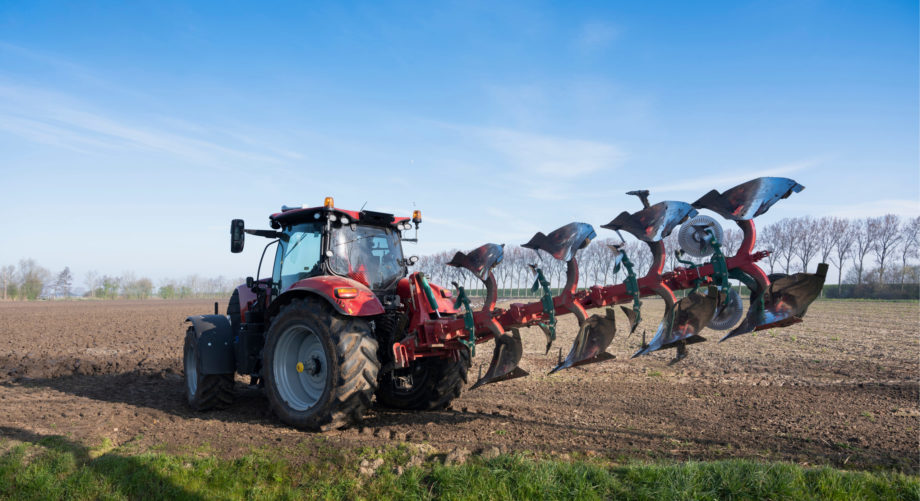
[1,436,917,500]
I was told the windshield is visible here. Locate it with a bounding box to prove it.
[330,224,405,290]
[273,222,323,292]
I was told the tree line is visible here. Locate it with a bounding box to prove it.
[0,260,242,301]
[414,214,920,298]
[3,214,916,301]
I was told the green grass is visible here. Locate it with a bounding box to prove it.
[1,436,917,500]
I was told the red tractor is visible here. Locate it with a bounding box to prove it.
[184,199,472,430]
[184,178,827,431]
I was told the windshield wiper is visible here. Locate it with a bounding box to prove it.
[284,231,316,258]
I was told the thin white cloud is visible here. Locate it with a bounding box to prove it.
[649,158,822,194]
[815,199,920,218]
[576,22,620,52]
[0,83,289,166]
[469,126,625,179]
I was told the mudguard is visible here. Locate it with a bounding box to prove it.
[271,275,385,317]
[186,315,235,374]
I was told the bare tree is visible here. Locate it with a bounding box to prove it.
[899,216,920,287]
[828,218,853,287]
[492,252,511,296]
[625,240,651,277]
[776,218,799,273]
[815,217,839,268]
[851,219,873,285]
[597,238,620,286]
[791,217,820,272]
[662,232,681,271]
[0,265,13,300]
[868,214,902,284]
[722,228,743,257]
[53,267,73,299]
[541,252,565,291]
[84,270,99,298]
[759,223,782,274]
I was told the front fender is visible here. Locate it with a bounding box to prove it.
[272,275,384,317]
[186,315,235,374]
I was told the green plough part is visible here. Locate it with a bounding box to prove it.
[675,252,705,293]
[418,273,440,314]
[729,268,766,324]
[705,229,731,306]
[452,282,476,356]
[619,252,642,328]
[529,265,556,353]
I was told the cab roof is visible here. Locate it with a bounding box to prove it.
[269,205,411,229]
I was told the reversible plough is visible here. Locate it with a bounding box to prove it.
[404,176,828,387]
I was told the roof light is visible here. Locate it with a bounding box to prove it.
[412,210,422,224]
[324,197,334,209]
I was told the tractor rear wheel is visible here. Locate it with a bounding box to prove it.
[375,348,470,411]
[183,326,234,410]
[263,298,379,430]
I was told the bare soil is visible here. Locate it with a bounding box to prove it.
[0,298,916,472]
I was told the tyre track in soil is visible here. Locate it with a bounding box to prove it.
[0,299,917,472]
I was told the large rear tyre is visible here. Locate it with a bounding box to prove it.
[375,348,471,411]
[183,327,234,411]
[263,298,379,430]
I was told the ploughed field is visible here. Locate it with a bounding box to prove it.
[0,298,916,472]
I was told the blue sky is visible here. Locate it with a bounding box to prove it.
[0,1,917,285]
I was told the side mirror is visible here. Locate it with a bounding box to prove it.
[231,219,245,253]
[408,255,419,265]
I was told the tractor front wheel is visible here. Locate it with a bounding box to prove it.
[375,348,471,411]
[183,327,234,410]
[263,298,379,430]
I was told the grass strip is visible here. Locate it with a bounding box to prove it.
[1,436,916,500]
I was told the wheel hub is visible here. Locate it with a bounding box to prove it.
[296,356,322,376]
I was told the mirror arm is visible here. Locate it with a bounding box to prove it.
[245,229,289,241]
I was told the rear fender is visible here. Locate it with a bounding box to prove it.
[186,315,235,374]
[270,275,384,317]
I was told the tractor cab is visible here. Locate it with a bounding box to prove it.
[232,198,420,299]
[268,212,408,295]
